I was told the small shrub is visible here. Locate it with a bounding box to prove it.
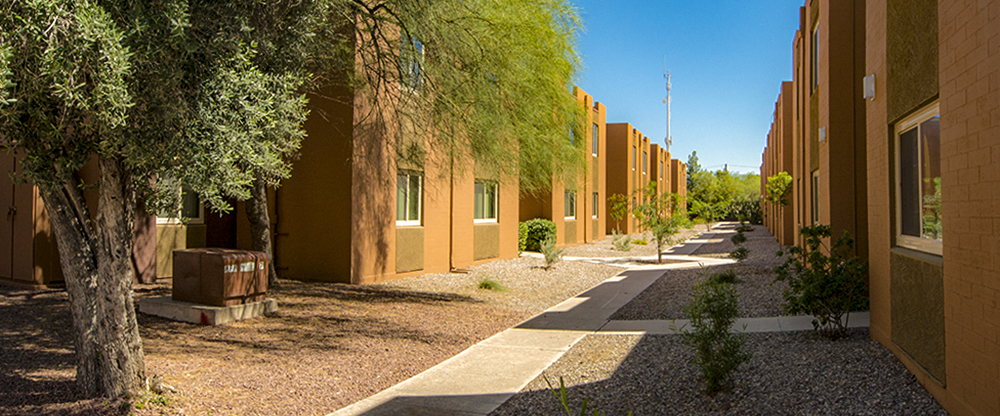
[520,218,557,252]
[680,279,751,394]
[544,376,630,416]
[518,222,528,252]
[540,235,565,270]
[730,232,747,245]
[729,246,749,262]
[774,225,869,337]
[478,279,508,292]
[632,237,648,245]
[737,225,754,233]
[708,269,738,284]
[612,229,632,252]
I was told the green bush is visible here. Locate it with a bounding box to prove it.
[726,195,762,225]
[681,279,750,394]
[518,222,528,252]
[632,237,648,245]
[478,279,508,292]
[729,246,749,263]
[520,218,557,252]
[611,229,632,252]
[774,225,869,337]
[730,232,747,245]
[708,269,738,284]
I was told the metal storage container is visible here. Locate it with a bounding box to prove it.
[172,248,268,306]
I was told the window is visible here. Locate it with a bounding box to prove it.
[564,191,577,219]
[811,170,820,224]
[396,171,422,226]
[474,180,498,223]
[811,23,820,91]
[660,161,664,180]
[157,188,203,224]
[592,193,599,218]
[632,146,637,170]
[592,123,599,156]
[896,103,941,255]
[643,152,647,174]
[401,37,424,89]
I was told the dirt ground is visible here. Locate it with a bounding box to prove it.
[0,254,626,416]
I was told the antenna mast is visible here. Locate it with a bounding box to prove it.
[664,57,672,154]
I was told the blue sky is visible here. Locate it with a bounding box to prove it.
[570,0,805,174]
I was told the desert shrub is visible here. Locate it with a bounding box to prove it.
[681,279,750,394]
[729,246,749,262]
[632,237,648,245]
[727,195,762,225]
[478,279,508,292]
[544,376,630,416]
[520,218,557,252]
[518,222,528,252]
[540,235,565,270]
[730,232,747,245]
[612,230,632,252]
[774,225,869,337]
[708,269,738,284]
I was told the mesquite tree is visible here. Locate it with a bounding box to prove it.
[0,1,308,396]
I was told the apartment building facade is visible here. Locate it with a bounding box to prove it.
[519,87,607,247]
[606,123,651,234]
[762,0,999,414]
[761,0,868,254]
[865,0,1000,414]
[761,81,795,246]
[669,159,688,206]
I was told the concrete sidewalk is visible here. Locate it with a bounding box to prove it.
[329,226,870,416]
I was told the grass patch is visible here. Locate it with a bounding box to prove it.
[478,279,508,292]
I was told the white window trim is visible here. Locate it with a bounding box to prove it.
[396,172,422,227]
[894,102,942,256]
[564,191,577,220]
[592,123,599,157]
[473,180,499,224]
[592,192,599,219]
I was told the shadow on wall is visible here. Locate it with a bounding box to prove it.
[350,113,393,283]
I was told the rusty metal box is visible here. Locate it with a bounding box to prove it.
[172,248,268,306]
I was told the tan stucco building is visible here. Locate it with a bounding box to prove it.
[519,87,607,248]
[606,123,651,234]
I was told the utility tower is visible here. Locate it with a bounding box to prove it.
[663,63,673,154]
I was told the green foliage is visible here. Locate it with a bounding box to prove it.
[727,195,763,225]
[478,279,508,292]
[521,218,557,252]
[540,235,565,270]
[632,238,648,245]
[923,177,942,240]
[544,376,630,416]
[765,172,793,206]
[607,193,629,233]
[728,246,749,263]
[611,229,632,252]
[774,225,870,337]
[680,278,750,395]
[707,269,738,284]
[730,232,747,245]
[518,221,529,252]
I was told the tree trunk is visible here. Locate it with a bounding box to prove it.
[93,156,146,397]
[39,180,101,396]
[247,176,279,287]
[39,156,146,397]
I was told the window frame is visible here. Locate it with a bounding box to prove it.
[894,102,942,256]
[592,123,599,157]
[473,180,499,224]
[400,36,425,91]
[564,190,577,220]
[811,170,820,225]
[642,151,647,174]
[592,192,599,219]
[396,171,423,227]
[811,22,820,92]
[156,188,205,225]
[632,146,637,171]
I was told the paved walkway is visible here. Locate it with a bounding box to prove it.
[329,227,871,416]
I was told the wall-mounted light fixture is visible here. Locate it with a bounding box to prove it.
[863,74,876,100]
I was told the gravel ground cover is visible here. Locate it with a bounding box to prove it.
[491,329,948,416]
[0,255,623,416]
[611,223,791,319]
[561,225,707,259]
